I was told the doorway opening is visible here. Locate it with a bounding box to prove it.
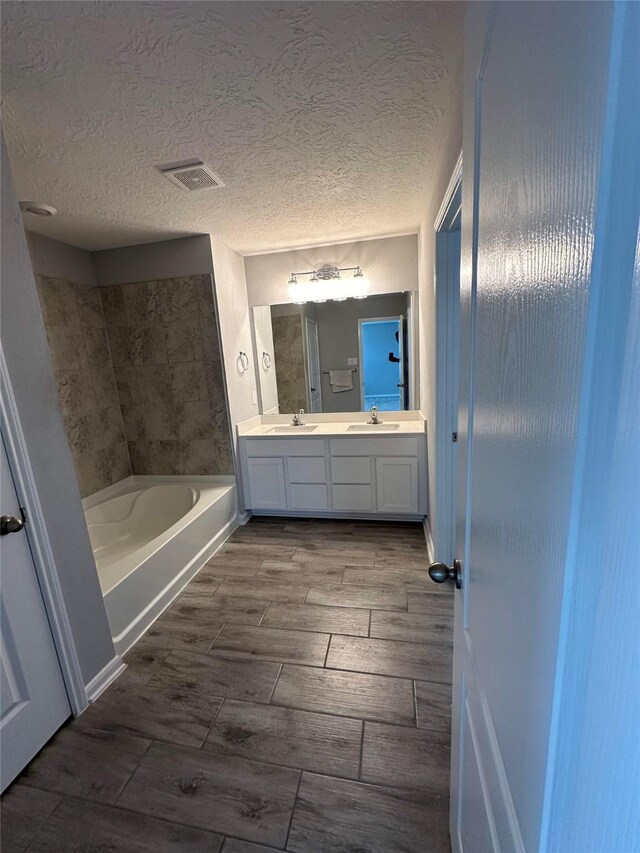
[358,316,405,411]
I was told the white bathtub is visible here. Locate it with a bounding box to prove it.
[83,475,238,655]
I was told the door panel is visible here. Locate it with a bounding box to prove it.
[375,457,418,514]
[460,704,497,853]
[247,457,286,510]
[1,434,70,790]
[304,319,322,413]
[452,3,615,850]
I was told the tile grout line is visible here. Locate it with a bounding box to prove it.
[267,663,284,704]
[323,635,332,668]
[283,770,304,851]
[199,696,228,750]
[258,600,273,627]
[112,735,154,807]
[146,641,451,684]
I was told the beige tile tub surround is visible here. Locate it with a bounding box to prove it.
[100,275,233,476]
[36,275,130,497]
[271,314,307,414]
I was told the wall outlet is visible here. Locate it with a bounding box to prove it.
[347,357,358,366]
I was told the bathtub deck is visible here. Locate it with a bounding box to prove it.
[2,518,454,853]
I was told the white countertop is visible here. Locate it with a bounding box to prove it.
[237,412,426,438]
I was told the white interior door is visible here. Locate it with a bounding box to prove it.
[448,3,624,851]
[358,316,404,411]
[304,318,322,413]
[1,433,70,791]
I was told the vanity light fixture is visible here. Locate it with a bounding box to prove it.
[287,264,367,302]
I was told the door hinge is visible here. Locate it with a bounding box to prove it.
[452,432,458,442]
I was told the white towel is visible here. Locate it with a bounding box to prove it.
[329,370,353,392]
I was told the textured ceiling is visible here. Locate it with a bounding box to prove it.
[1,1,463,253]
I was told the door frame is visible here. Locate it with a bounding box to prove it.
[303,317,322,413]
[357,315,405,412]
[433,152,463,564]
[0,347,88,715]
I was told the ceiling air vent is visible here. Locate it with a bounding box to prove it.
[160,162,224,192]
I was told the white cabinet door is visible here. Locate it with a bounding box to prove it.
[375,457,418,514]
[1,434,71,791]
[247,457,286,510]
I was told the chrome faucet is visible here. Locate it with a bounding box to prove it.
[292,409,306,426]
[368,405,382,425]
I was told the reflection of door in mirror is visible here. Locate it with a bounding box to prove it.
[358,316,404,411]
[304,319,322,413]
[271,312,307,414]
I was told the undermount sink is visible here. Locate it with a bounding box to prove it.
[347,423,400,431]
[267,425,319,434]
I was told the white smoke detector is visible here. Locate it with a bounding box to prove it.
[159,161,224,192]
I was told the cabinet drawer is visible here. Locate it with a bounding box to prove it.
[332,484,374,512]
[287,457,326,484]
[289,484,329,510]
[247,458,287,510]
[330,456,371,485]
[245,438,325,457]
[330,437,418,457]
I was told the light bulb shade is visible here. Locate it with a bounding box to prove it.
[288,273,297,285]
[287,270,369,303]
[353,266,364,278]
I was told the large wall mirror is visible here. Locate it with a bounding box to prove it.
[252,292,418,415]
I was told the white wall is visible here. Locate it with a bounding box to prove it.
[26,232,97,285]
[418,66,463,557]
[210,237,259,509]
[245,234,418,307]
[252,305,279,414]
[93,235,213,285]
[1,132,116,685]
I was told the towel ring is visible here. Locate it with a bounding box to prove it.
[237,351,249,373]
[262,351,272,370]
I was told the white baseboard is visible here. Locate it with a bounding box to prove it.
[237,510,252,526]
[251,510,425,523]
[423,518,435,563]
[85,655,126,704]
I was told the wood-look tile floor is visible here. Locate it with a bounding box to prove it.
[2,518,454,853]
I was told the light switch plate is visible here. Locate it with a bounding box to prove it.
[347,357,358,366]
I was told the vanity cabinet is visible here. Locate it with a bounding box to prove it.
[240,432,426,519]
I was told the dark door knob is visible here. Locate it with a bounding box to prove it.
[311,387,316,392]
[428,559,462,589]
[1,514,25,536]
